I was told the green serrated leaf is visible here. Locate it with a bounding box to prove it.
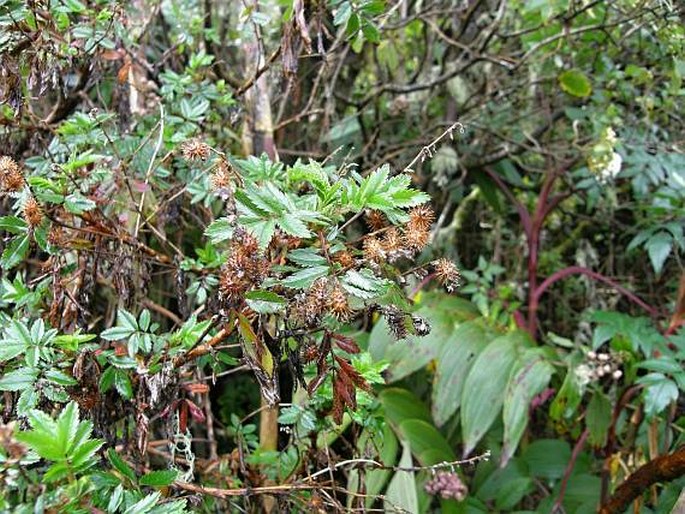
[123,491,161,514]
[288,248,328,266]
[0,367,38,391]
[205,217,234,244]
[281,265,329,289]
[646,231,672,274]
[139,469,179,487]
[1,234,30,270]
[45,369,78,386]
[114,370,133,399]
[0,216,28,234]
[108,448,137,484]
[64,194,96,214]
[245,290,287,314]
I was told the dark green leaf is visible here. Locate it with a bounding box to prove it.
[139,469,179,487]
[108,448,137,484]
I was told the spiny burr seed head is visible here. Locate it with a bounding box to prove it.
[432,258,461,292]
[363,236,386,263]
[218,229,269,303]
[402,224,430,251]
[210,161,233,190]
[23,196,43,226]
[408,204,435,231]
[329,283,351,321]
[333,250,355,269]
[0,156,25,192]
[365,210,386,231]
[181,140,211,161]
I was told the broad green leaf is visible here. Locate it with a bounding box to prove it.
[380,388,432,427]
[364,424,398,507]
[139,469,179,487]
[637,373,679,417]
[384,441,419,514]
[522,439,571,480]
[559,69,592,97]
[550,357,584,420]
[462,331,531,455]
[586,390,611,447]
[501,351,554,466]
[398,419,455,462]
[638,357,682,374]
[432,319,492,426]
[476,457,530,507]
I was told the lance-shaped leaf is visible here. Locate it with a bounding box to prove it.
[501,349,554,466]
[461,330,532,456]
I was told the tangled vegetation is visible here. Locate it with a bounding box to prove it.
[0,0,684,513]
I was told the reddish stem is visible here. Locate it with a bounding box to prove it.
[553,428,590,513]
[526,171,559,336]
[532,266,658,318]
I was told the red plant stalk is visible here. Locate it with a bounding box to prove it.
[483,167,657,339]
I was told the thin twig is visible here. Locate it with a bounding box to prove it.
[134,105,165,238]
[402,121,465,174]
[304,451,491,482]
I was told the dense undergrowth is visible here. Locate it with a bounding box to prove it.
[1,0,684,513]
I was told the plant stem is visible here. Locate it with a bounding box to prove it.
[532,266,658,318]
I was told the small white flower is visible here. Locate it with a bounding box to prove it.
[575,364,593,386]
[602,152,622,180]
